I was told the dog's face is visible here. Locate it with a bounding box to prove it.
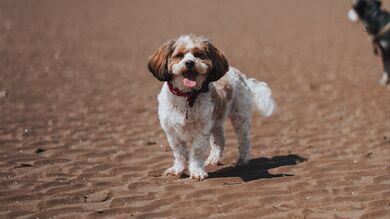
[348,0,382,22]
[148,34,229,92]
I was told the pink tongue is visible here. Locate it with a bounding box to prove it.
[183,78,197,88]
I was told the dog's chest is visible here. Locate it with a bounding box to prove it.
[172,96,212,125]
[158,90,214,136]
[176,107,208,134]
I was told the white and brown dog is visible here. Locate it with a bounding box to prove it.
[147,34,275,180]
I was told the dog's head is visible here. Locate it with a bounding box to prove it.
[348,0,382,22]
[147,34,229,92]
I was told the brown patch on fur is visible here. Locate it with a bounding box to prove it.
[147,40,175,81]
[205,42,229,82]
[168,45,188,74]
[211,77,233,120]
[190,47,207,59]
[171,45,188,59]
[193,148,205,160]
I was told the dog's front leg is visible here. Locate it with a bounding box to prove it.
[189,134,209,180]
[164,134,187,178]
[380,53,390,85]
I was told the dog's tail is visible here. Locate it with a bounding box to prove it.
[245,78,276,117]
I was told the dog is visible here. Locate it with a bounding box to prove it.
[348,0,390,85]
[147,34,275,180]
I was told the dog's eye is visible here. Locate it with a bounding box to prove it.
[174,53,184,59]
[194,52,206,59]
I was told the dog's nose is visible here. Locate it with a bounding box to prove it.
[185,60,194,69]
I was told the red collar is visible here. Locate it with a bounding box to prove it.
[167,82,209,107]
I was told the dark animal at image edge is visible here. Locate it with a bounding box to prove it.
[348,0,390,85]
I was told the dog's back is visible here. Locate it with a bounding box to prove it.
[211,67,275,121]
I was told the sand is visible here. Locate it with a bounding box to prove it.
[0,0,389,218]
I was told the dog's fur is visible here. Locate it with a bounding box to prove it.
[348,0,390,85]
[147,34,275,180]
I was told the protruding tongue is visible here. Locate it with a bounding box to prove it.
[183,78,197,88]
[183,72,197,88]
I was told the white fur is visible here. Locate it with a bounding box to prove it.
[348,8,359,22]
[245,78,276,117]
[379,72,389,85]
[177,35,195,49]
[380,40,389,50]
[157,67,275,180]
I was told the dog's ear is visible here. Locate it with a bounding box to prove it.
[206,41,229,82]
[147,40,175,81]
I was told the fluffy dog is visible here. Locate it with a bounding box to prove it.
[147,34,275,180]
[348,0,390,85]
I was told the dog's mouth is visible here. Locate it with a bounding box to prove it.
[183,71,198,88]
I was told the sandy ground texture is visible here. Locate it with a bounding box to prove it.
[0,0,389,218]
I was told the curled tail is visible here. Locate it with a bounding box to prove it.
[245,78,276,117]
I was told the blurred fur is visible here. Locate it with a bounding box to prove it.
[348,0,390,85]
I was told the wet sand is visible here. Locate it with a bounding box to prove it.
[0,0,389,218]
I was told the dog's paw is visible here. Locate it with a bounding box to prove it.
[235,158,249,166]
[189,167,208,181]
[205,154,221,166]
[379,73,390,85]
[163,166,184,178]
